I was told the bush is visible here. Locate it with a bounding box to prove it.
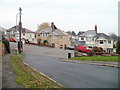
[43,40,49,45]
[116,40,120,54]
[2,38,10,53]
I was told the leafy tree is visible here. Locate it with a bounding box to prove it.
[116,40,120,54]
[72,31,76,36]
[77,31,84,35]
[37,22,50,31]
[54,25,58,29]
[108,33,118,41]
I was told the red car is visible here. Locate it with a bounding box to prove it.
[77,45,91,53]
[9,38,16,42]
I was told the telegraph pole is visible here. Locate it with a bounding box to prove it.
[18,7,23,53]
[19,7,22,42]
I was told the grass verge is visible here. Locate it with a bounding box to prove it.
[70,56,119,62]
[10,54,64,88]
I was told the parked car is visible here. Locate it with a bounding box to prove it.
[77,45,92,53]
[9,38,16,42]
[68,46,74,50]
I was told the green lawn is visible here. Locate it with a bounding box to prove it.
[10,55,64,88]
[70,56,119,62]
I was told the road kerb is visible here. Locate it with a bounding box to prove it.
[23,61,64,87]
[65,60,119,68]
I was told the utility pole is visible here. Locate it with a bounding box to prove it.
[19,7,22,42]
[18,7,23,53]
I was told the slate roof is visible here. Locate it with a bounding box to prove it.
[37,27,68,35]
[96,33,112,40]
[7,25,35,33]
[53,29,68,35]
[79,30,96,36]
[36,27,52,33]
[0,27,6,32]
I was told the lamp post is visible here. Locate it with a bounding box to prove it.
[18,7,23,53]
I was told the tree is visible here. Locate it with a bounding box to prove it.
[116,40,120,54]
[37,22,50,31]
[72,31,76,36]
[108,33,118,41]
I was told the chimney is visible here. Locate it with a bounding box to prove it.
[51,22,54,32]
[95,25,97,33]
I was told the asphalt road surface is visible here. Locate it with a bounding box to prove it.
[0,56,2,89]
[11,43,118,88]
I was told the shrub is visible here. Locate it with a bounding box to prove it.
[116,40,120,54]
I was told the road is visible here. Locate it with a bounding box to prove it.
[0,56,2,89]
[11,43,118,88]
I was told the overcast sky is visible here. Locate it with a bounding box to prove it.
[0,0,119,35]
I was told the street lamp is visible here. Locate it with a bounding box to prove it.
[18,7,23,53]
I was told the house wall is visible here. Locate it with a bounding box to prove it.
[50,35,71,48]
[78,36,114,52]
[21,33,36,43]
[36,33,71,48]
[95,38,113,51]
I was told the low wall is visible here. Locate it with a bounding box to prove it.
[25,42,55,48]
[0,44,6,56]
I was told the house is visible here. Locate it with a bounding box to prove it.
[5,26,37,43]
[78,25,114,53]
[0,27,6,41]
[36,22,71,49]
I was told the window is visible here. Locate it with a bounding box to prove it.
[108,41,111,44]
[100,40,104,44]
[23,34,25,36]
[32,38,34,41]
[30,35,32,38]
[38,34,40,36]
[87,37,92,41]
[81,38,84,40]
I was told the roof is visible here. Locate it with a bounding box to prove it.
[37,27,68,36]
[7,25,35,33]
[36,27,52,33]
[96,33,112,40]
[53,29,68,35]
[79,30,96,36]
[0,26,6,32]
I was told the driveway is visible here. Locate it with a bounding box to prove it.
[11,43,119,88]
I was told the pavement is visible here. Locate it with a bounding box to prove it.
[23,44,75,59]
[2,49,23,88]
[65,60,119,68]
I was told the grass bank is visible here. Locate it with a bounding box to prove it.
[70,56,119,62]
[10,54,64,88]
